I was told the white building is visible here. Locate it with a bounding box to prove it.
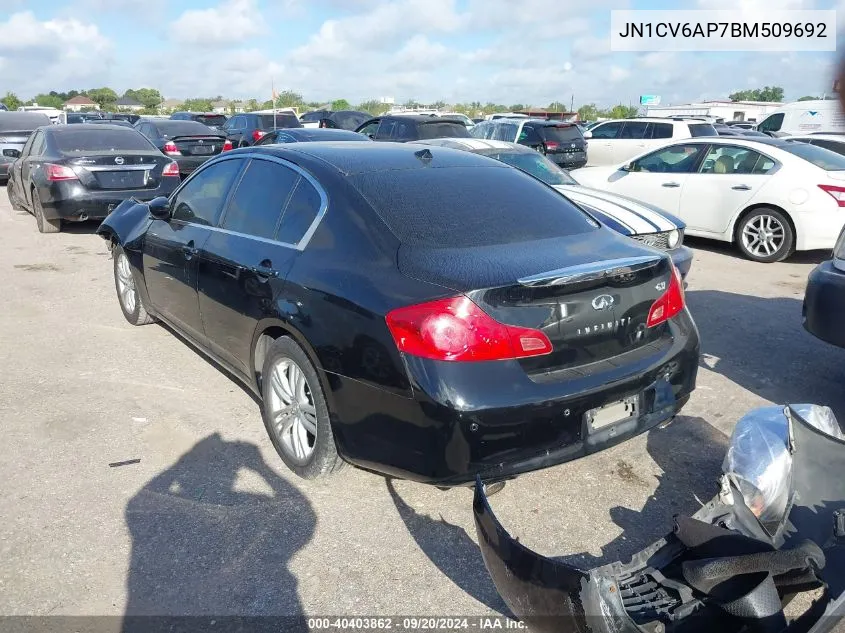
[644,100,782,123]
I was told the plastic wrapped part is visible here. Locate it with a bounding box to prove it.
[723,406,792,524]
[791,404,845,441]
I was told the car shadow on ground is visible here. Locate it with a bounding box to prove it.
[555,415,729,569]
[58,220,103,235]
[685,236,829,265]
[385,479,510,616]
[686,290,845,420]
[122,433,311,632]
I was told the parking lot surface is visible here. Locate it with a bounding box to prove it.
[1,189,843,618]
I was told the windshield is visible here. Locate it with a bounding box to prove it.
[538,125,584,142]
[689,123,718,137]
[780,141,845,171]
[487,151,577,186]
[418,122,470,139]
[194,114,227,127]
[54,129,155,152]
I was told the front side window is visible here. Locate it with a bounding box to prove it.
[393,120,417,141]
[171,159,244,226]
[589,121,623,139]
[221,159,298,239]
[630,144,707,173]
[29,131,45,156]
[375,119,396,139]
[357,121,380,138]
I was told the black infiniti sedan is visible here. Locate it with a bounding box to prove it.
[97,143,699,484]
[7,124,181,233]
[803,225,845,348]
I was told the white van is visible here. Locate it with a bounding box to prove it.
[756,100,845,135]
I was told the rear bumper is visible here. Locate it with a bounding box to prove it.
[39,179,180,220]
[328,310,700,485]
[549,152,587,169]
[803,259,845,348]
[794,208,845,251]
[669,245,693,278]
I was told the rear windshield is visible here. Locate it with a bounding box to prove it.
[54,129,154,152]
[300,111,327,122]
[780,141,845,171]
[158,121,217,136]
[193,114,227,126]
[538,125,584,142]
[418,121,470,139]
[487,151,577,186]
[258,114,302,129]
[688,123,718,137]
[351,166,596,247]
[0,113,51,131]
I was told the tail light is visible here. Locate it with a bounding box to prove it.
[222,140,233,151]
[162,161,180,178]
[163,141,181,156]
[44,163,77,181]
[647,263,685,328]
[543,141,559,152]
[385,296,552,362]
[252,130,266,142]
[819,184,845,207]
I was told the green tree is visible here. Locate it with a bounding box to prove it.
[577,103,600,120]
[275,90,303,108]
[87,87,119,109]
[797,95,820,101]
[245,98,260,112]
[432,100,446,110]
[1,91,22,111]
[603,104,638,119]
[124,88,163,109]
[357,99,387,115]
[331,98,351,111]
[183,98,214,112]
[28,94,64,109]
[403,98,419,108]
[509,103,525,112]
[729,86,784,102]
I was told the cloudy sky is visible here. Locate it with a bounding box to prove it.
[0,0,841,107]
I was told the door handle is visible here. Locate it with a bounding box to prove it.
[181,241,198,259]
[662,182,681,188]
[732,184,752,191]
[251,261,279,279]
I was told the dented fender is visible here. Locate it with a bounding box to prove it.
[96,198,154,250]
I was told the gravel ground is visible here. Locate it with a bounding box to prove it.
[1,188,843,623]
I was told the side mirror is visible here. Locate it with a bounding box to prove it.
[583,130,592,139]
[4,149,21,159]
[620,162,633,172]
[148,196,171,220]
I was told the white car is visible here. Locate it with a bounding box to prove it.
[574,137,845,262]
[587,118,717,167]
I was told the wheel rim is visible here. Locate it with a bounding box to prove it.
[741,214,785,257]
[267,358,317,465]
[115,253,137,314]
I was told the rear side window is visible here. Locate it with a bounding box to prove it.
[619,122,649,139]
[278,177,322,245]
[221,159,298,238]
[650,123,673,139]
[53,129,154,152]
[350,166,597,248]
[538,125,583,142]
[688,123,718,137]
[393,120,418,141]
[418,122,470,139]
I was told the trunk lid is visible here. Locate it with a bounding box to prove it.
[398,230,674,374]
[63,151,170,191]
[170,135,227,157]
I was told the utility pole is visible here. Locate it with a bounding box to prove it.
[570,94,574,113]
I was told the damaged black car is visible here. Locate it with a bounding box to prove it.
[475,404,845,632]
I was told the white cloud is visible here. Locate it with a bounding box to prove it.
[169,0,268,46]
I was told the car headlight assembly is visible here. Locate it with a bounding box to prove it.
[666,229,681,249]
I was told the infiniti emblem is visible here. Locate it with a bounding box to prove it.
[114,156,124,165]
[591,294,614,311]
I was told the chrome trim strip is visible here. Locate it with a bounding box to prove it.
[78,164,153,172]
[517,254,663,287]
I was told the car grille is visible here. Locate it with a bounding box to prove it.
[632,230,679,250]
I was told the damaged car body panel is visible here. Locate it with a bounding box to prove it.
[474,405,845,632]
[96,197,155,249]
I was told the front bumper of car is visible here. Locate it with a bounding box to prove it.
[473,404,845,633]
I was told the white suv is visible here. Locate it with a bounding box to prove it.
[587,117,717,167]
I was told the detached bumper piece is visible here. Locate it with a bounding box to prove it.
[473,404,845,632]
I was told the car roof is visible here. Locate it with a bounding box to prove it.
[788,134,845,142]
[235,141,508,176]
[277,128,366,140]
[598,118,709,124]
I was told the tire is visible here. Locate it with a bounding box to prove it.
[7,182,22,211]
[32,189,61,233]
[260,337,344,479]
[113,245,155,326]
[735,207,794,263]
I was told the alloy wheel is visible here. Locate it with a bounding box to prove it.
[115,253,137,314]
[741,214,785,258]
[267,358,318,465]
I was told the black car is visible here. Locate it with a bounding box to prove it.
[66,112,104,124]
[87,119,134,128]
[170,111,229,132]
[254,128,372,145]
[97,143,699,484]
[7,124,180,233]
[101,113,142,125]
[803,225,845,348]
[354,115,470,142]
[0,112,51,183]
[221,112,302,147]
[307,110,371,131]
[472,119,589,168]
[135,119,232,177]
